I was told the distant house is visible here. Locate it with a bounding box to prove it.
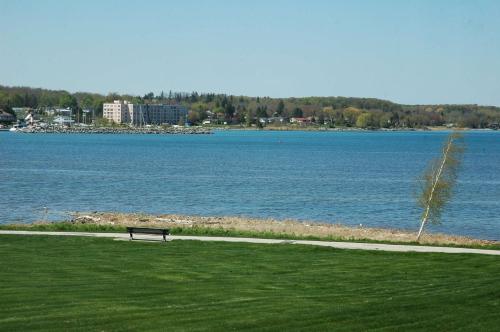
[0,110,16,123]
[44,109,56,116]
[489,123,499,130]
[12,107,32,113]
[57,108,72,115]
[267,117,285,124]
[290,117,312,125]
[12,107,32,119]
[53,116,75,126]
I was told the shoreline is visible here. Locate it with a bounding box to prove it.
[5,125,498,135]
[204,126,498,132]
[8,126,212,135]
[8,211,498,248]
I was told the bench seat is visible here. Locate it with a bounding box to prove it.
[126,227,170,242]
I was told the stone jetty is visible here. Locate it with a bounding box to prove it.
[15,126,212,135]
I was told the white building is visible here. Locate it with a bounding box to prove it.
[103,100,187,126]
[53,116,75,126]
[103,100,131,124]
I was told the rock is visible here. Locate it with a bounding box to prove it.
[74,215,101,223]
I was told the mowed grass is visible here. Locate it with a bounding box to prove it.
[0,235,499,331]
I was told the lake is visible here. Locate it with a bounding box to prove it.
[0,130,499,240]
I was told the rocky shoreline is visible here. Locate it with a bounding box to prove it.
[13,126,212,135]
[67,212,498,247]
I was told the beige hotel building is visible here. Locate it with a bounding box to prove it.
[103,100,188,126]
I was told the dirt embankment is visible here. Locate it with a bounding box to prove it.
[68,212,497,247]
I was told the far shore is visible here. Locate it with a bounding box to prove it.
[5,124,498,134]
[7,211,498,248]
[205,125,497,132]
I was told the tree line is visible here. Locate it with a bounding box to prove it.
[1,85,499,128]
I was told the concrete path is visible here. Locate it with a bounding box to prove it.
[1,230,499,256]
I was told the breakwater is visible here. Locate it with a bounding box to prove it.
[14,126,212,134]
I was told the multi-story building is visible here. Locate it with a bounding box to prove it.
[103,100,131,124]
[103,101,187,126]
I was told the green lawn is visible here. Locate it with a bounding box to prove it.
[0,235,499,331]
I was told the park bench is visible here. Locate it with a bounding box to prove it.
[126,227,170,242]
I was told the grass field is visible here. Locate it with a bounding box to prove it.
[0,235,499,331]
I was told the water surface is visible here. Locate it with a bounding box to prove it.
[1,130,499,240]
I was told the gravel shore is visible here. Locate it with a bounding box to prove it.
[66,212,498,247]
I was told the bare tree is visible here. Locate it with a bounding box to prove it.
[416,132,465,241]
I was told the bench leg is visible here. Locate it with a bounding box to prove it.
[129,232,133,241]
[163,234,166,242]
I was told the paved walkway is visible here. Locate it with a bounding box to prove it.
[1,230,499,256]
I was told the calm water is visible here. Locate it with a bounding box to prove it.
[0,130,499,240]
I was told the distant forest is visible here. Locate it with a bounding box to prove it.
[1,85,499,128]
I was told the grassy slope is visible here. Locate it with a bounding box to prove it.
[0,235,499,331]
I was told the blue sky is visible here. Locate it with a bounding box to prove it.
[1,0,499,105]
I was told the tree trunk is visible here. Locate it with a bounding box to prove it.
[416,136,454,241]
